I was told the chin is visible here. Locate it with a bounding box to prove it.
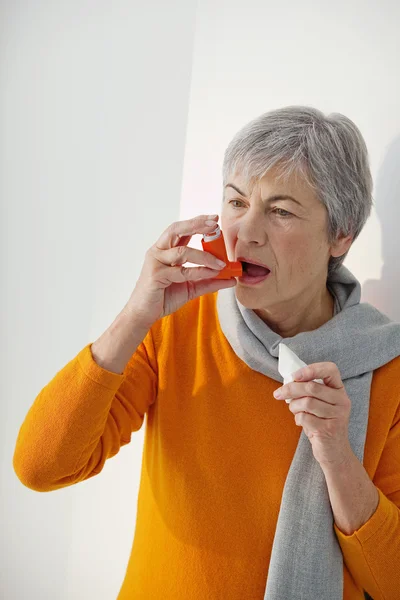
[234,286,264,305]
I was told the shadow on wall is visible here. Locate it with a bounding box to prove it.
[359,135,400,600]
[361,134,400,324]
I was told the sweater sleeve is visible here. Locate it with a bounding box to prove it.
[13,328,158,493]
[333,401,400,600]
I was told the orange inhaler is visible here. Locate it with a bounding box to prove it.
[201,224,243,280]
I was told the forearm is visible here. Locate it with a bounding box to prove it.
[321,450,379,535]
[91,309,151,375]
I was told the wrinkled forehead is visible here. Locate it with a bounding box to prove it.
[225,165,320,209]
[226,160,315,195]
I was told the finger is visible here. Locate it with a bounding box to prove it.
[294,362,343,390]
[156,263,228,285]
[294,412,322,430]
[156,215,219,251]
[152,244,226,271]
[188,278,237,299]
[289,397,337,418]
[278,381,334,405]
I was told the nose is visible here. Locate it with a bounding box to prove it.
[236,213,267,243]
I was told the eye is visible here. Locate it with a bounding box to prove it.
[228,200,292,218]
[272,207,292,218]
[228,200,244,209]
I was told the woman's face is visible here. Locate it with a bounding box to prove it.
[220,165,352,331]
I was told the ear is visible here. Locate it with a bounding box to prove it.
[330,233,353,258]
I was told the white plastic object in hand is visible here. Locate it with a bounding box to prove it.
[277,343,324,404]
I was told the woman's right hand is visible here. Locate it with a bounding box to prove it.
[124,214,237,328]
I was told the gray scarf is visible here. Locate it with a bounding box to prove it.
[216,264,400,600]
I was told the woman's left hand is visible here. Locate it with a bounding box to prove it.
[273,362,353,469]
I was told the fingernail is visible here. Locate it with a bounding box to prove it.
[216,259,226,267]
[207,214,218,219]
[205,220,218,226]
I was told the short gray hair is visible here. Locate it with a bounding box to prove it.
[222,105,374,277]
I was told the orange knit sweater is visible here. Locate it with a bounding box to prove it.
[13,291,400,599]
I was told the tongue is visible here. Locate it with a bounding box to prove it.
[246,263,270,277]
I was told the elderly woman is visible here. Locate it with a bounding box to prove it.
[13,106,400,600]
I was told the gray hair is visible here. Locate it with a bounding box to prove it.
[222,105,374,277]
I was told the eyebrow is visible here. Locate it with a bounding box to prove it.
[224,183,303,208]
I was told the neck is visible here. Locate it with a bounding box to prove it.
[254,285,335,338]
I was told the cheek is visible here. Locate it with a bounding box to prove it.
[283,237,318,274]
[296,234,329,262]
[286,238,327,278]
[285,228,319,253]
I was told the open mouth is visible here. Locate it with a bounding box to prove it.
[241,261,271,277]
[238,262,271,285]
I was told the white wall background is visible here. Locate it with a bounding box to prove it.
[1,1,198,598]
[2,0,400,598]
